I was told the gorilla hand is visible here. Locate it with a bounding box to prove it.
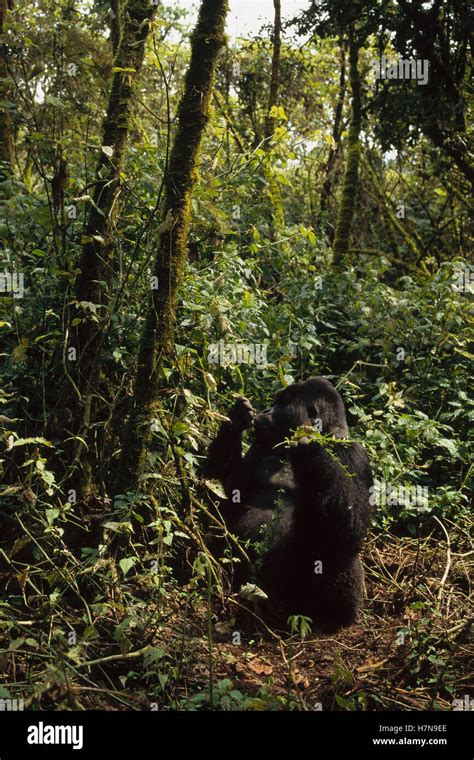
[229,397,255,431]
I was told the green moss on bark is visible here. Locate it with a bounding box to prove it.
[263,0,284,234]
[67,0,157,494]
[0,0,14,178]
[76,0,156,309]
[320,39,346,220]
[117,0,229,494]
[263,0,281,142]
[333,32,361,266]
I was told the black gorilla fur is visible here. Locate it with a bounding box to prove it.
[206,377,373,631]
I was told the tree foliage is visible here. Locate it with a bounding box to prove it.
[0,0,471,714]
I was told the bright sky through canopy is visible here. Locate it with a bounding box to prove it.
[166,0,310,39]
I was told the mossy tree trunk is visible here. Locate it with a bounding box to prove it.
[0,0,14,179]
[110,0,121,54]
[332,30,361,266]
[263,0,284,233]
[263,0,281,142]
[320,38,346,221]
[67,0,157,493]
[116,0,228,494]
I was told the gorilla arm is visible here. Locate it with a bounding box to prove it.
[204,397,254,498]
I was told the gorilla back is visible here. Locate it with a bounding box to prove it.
[206,377,373,631]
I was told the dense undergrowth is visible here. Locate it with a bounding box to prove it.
[0,0,472,711]
[1,244,472,710]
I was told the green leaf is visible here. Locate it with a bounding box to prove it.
[45,508,59,526]
[11,437,53,448]
[437,438,458,456]
[45,94,65,109]
[119,556,139,577]
[143,648,167,667]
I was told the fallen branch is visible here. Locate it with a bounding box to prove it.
[74,645,153,670]
[432,514,452,604]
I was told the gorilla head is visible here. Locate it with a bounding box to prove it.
[253,377,349,447]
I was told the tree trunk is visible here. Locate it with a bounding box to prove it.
[262,0,284,233]
[263,0,281,142]
[0,0,14,178]
[110,0,121,54]
[397,0,473,186]
[332,31,361,266]
[320,39,346,220]
[116,0,228,494]
[66,0,157,493]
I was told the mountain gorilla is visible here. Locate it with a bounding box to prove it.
[206,377,373,631]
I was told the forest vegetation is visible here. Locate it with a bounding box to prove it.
[0,0,472,712]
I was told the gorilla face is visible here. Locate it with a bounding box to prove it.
[253,377,349,447]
